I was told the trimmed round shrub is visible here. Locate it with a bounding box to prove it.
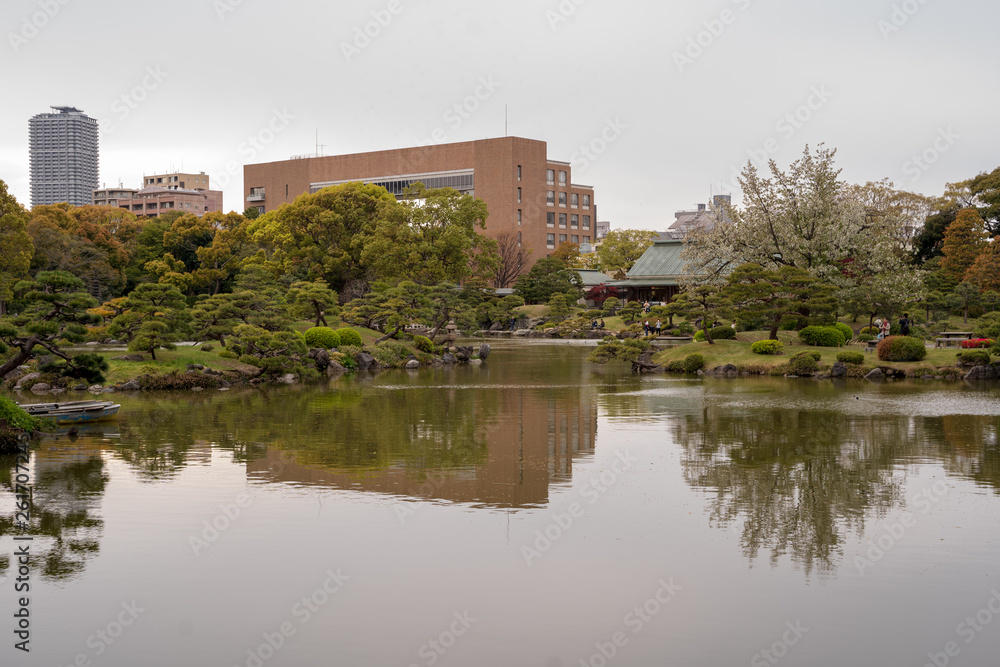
[201,344,214,352]
[304,327,341,349]
[751,339,783,355]
[876,335,926,362]
[833,322,853,342]
[836,351,865,365]
[856,333,874,343]
[413,335,435,353]
[789,350,821,375]
[960,338,994,349]
[683,353,704,373]
[798,326,846,347]
[860,326,878,336]
[693,329,705,342]
[709,325,736,340]
[666,360,685,372]
[335,328,363,347]
[218,349,238,359]
[956,350,991,367]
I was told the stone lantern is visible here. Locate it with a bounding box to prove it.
[444,320,458,346]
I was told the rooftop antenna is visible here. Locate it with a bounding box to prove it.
[316,130,325,157]
[505,105,508,137]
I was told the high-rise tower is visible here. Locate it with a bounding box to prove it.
[29,106,99,207]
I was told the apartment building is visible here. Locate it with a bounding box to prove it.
[29,106,99,207]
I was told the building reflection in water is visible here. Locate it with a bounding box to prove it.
[245,386,598,509]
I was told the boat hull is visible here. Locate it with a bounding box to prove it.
[20,401,121,425]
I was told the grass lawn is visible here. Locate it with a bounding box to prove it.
[103,346,259,384]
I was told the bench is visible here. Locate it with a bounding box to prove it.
[935,332,973,348]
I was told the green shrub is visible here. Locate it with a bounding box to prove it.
[833,322,853,342]
[137,371,222,390]
[666,360,685,372]
[201,344,214,352]
[956,350,991,367]
[876,335,927,362]
[860,326,878,336]
[218,349,238,359]
[335,328,363,347]
[413,335,435,353]
[677,322,694,334]
[789,350,821,375]
[836,351,865,365]
[693,329,705,342]
[798,326,846,347]
[372,339,412,367]
[709,325,736,340]
[39,352,109,385]
[857,333,874,343]
[304,327,341,349]
[0,395,40,432]
[751,339,784,355]
[683,353,704,373]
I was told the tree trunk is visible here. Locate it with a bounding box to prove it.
[377,325,403,343]
[150,347,157,361]
[0,337,39,380]
[703,323,714,345]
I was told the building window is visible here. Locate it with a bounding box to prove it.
[517,187,521,203]
[558,192,567,206]
[518,231,522,245]
[546,169,555,185]
[517,165,522,181]
[583,215,591,229]
[559,234,567,244]
[559,213,567,227]
[547,212,555,227]
[571,214,578,228]
[583,235,590,243]
[571,193,578,207]
[517,209,522,225]
[583,194,591,208]
[547,191,555,205]
[559,171,567,186]
[571,235,579,244]
[547,233,555,248]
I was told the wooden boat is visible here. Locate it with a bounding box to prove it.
[19,400,121,425]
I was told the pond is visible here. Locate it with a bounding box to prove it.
[2,343,1000,666]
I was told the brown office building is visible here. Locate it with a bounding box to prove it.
[243,137,597,273]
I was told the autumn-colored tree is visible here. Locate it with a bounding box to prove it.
[940,208,987,282]
[965,238,1000,294]
[0,180,33,315]
[550,241,582,267]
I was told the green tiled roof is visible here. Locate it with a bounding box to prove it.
[576,268,614,286]
[626,239,689,279]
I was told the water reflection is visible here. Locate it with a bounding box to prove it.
[669,379,1000,575]
[0,444,107,582]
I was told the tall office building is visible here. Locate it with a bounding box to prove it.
[29,106,99,207]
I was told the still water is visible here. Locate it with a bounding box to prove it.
[2,343,1000,666]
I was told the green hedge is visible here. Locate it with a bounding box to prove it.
[683,353,704,373]
[413,335,435,353]
[876,335,926,362]
[709,325,736,340]
[751,339,783,355]
[798,325,846,347]
[833,322,853,342]
[335,328,363,347]
[956,350,991,366]
[836,351,865,365]
[304,327,341,349]
[789,350,821,375]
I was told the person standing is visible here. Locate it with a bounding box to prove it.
[880,318,891,339]
[655,319,662,336]
[899,313,911,336]
[643,320,650,335]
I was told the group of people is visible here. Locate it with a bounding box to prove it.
[590,318,606,330]
[875,313,911,340]
[643,320,662,336]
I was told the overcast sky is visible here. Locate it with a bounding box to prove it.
[2,0,997,229]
